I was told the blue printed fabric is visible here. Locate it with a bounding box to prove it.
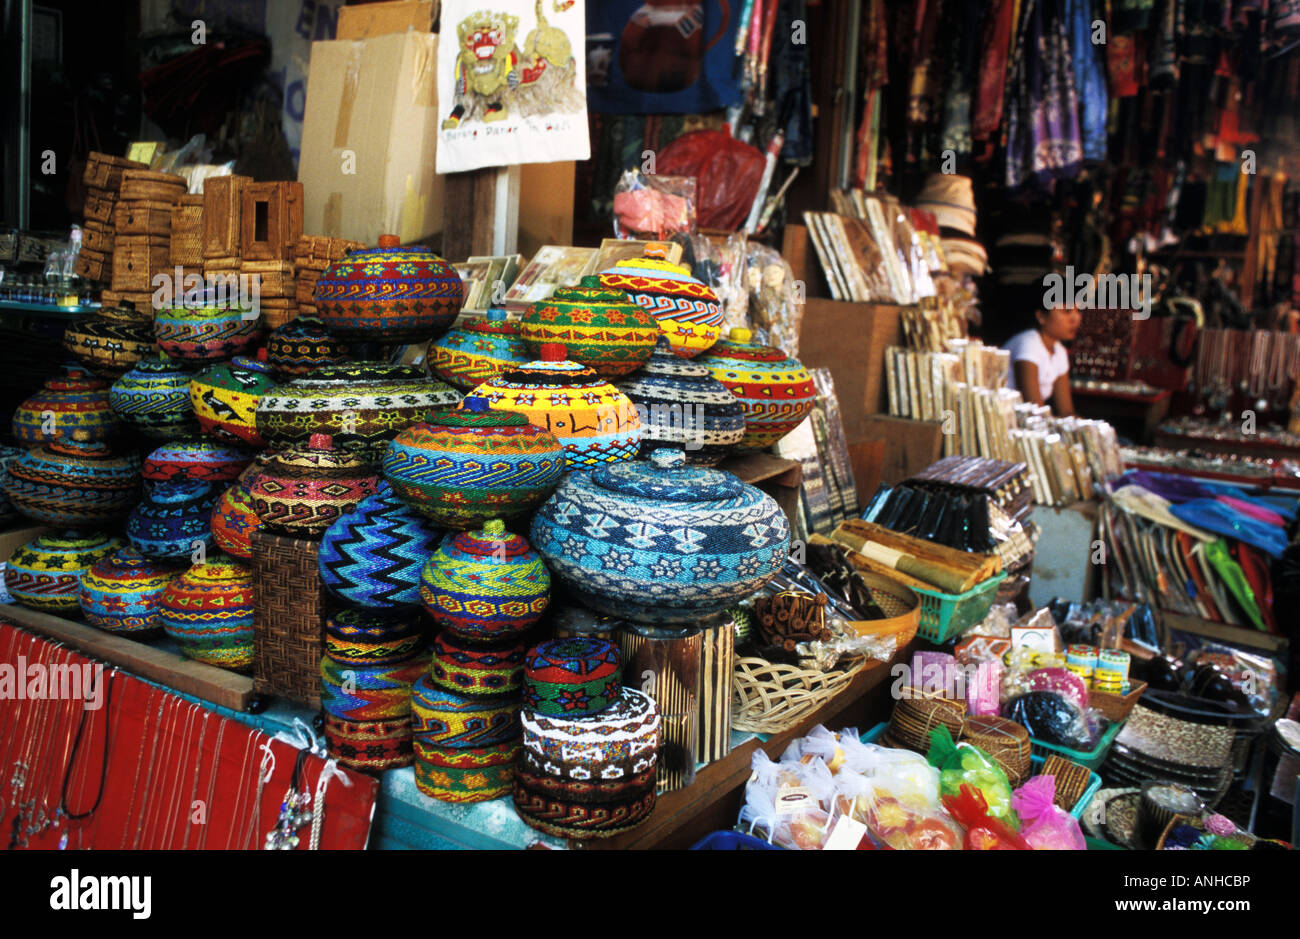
[1169,500,1289,560]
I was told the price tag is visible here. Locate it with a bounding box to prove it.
[823,815,869,850]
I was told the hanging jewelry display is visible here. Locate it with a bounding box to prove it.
[265,747,314,850]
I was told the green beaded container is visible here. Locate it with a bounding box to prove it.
[521,277,660,378]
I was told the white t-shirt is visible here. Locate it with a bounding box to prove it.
[1005,329,1069,403]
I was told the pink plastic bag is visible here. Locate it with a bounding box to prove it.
[1011,775,1086,850]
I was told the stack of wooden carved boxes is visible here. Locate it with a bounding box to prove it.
[75,152,149,287]
[107,169,188,310]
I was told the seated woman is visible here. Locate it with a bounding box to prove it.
[1005,305,1079,416]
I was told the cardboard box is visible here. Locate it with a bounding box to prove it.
[298,30,444,246]
[336,0,434,39]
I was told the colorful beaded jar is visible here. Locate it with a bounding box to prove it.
[323,609,425,667]
[209,455,269,561]
[382,399,565,529]
[598,256,723,359]
[3,440,141,527]
[142,439,252,486]
[318,482,444,612]
[256,361,462,465]
[127,479,219,560]
[430,632,527,696]
[78,547,178,636]
[695,327,817,451]
[513,765,657,826]
[521,277,659,377]
[414,739,518,803]
[154,303,263,365]
[158,556,255,671]
[250,433,379,537]
[419,519,550,641]
[616,335,747,465]
[530,448,790,624]
[427,308,531,390]
[110,355,200,440]
[325,715,414,772]
[62,300,154,378]
[13,365,118,444]
[464,344,642,469]
[189,355,278,447]
[411,675,520,749]
[320,651,432,721]
[0,445,26,528]
[265,316,349,379]
[4,531,122,615]
[522,638,622,717]
[313,234,465,344]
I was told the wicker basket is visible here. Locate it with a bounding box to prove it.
[251,530,325,708]
[732,655,867,734]
[120,169,187,203]
[115,201,176,236]
[170,195,204,267]
[83,189,118,224]
[1091,679,1146,722]
[841,569,921,649]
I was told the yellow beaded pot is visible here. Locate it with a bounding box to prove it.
[598,256,723,359]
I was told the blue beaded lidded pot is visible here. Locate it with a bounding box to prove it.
[127,479,219,560]
[3,439,141,527]
[427,307,531,390]
[78,546,178,637]
[530,448,790,625]
[110,354,200,440]
[318,481,444,612]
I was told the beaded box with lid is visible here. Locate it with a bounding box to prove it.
[616,335,747,465]
[110,355,200,440]
[695,327,817,451]
[154,302,263,364]
[313,234,465,343]
[464,344,642,469]
[210,454,269,560]
[4,531,122,614]
[419,519,550,640]
[414,738,519,803]
[521,277,659,377]
[530,448,790,624]
[382,399,565,529]
[127,479,219,559]
[522,638,623,717]
[427,308,531,390]
[3,440,141,527]
[256,361,461,465]
[598,255,724,358]
[317,482,444,612]
[326,716,414,772]
[142,439,251,485]
[411,676,520,749]
[13,365,118,444]
[62,300,154,378]
[265,316,349,378]
[78,547,178,636]
[323,609,425,667]
[189,355,278,447]
[430,632,528,696]
[320,651,432,721]
[250,433,379,537]
[159,556,256,670]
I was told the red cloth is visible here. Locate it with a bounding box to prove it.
[972,0,1017,141]
[654,129,766,232]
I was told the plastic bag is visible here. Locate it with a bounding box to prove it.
[838,735,942,809]
[1012,775,1086,850]
[926,725,1019,828]
[1002,691,1096,750]
[612,169,696,240]
[655,129,766,232]
[780,724,845,771]
[744,243,802,357]
[833,771,963,850]
[943,783,1032,850]
[1026,667,1090,712]
[740,750,835,849]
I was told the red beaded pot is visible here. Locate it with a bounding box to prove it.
[695,327,817,451]
[210,454,271,561]
[250,433,380,537]
[158,556,256,671]
[143,439,252,486]
[13,365,119,444]
[521,277,660,378]
[429,631,527,697]
[312,234,465,344]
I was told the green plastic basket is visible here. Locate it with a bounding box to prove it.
[1028,718,1123,771]
[910,572,1008,644]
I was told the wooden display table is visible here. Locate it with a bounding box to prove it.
[719,452,802,523]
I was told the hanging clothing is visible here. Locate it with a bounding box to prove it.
[772,0,813,165]
[1066,0,1108,161]
[1005,0,1085,190]
[938,0,984,156]
[972,0,1017,144]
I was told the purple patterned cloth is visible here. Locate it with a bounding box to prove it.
[1006,0,1084,190]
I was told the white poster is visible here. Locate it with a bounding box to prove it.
[436,0,591,174]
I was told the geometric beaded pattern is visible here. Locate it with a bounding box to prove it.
[127,481,219,559]
[142,440,251,484]
[13,367,118,445]
[313,245,465,343]
[695,336,817,451]
[3,440,141,528]
[319,651,431,721]
[598,259,723,359]
[520,279,659,378]
[4,532,122,615]
[429,633,527,696]
[413,740,518,803]
[109,358,200,440]
[512,781,656,840]
[521,638,622,717]
[189,356,277,447]
[419,522,551,639]
[324,715,414,772]
[78,548,177,635]
[411,675,521,749]
[154,306,262,365]
[519,688,660,770]
[158,559,256,670]
[427,314,531,390]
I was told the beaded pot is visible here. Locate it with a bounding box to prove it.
[326,715,414,772]
[695,327,817,451]
[598,256,723,359]
[110,355,200,440]
[159,556,256,671]
[414,738,518,803]
[464,344,642,469]
[250,433,379,537]
[265,316,349,379]
[430,632,527,696]
[256,362,462,465]
[0,445,25,528]
[78,547,178,636]
[5,531,122,615]
[427,308,531,390]
[209,454,270,561]
[521,277,659,378]
[320,651,432,721]
[419,519,550,640]
[530,449,790,624]
[313,234,465,344]
[323,609,425,667]
[382,399,565,529]
[127,480,219,560]
[189,355,278,447]
[317,482,444,612]
[154,303,263,365]
[142,439,252,486]
[3,440,141,527]
[616,335,747,465]
[13,365,118,444]
[411,675,521,748]
[62,300,154,378]
[522,638,623,717]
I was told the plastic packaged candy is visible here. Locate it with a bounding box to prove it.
[740,751,834,850]
[942,783,1031,850]
[836,732,941,809]
[831,771,962,850]
[927,725,1018,828]
[1002,691,1096,750]
[1011,775,1085,850]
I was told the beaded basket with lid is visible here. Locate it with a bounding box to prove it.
[598,253,724,359]
[4,439,141,527]
[110,354,200,440]
[251,433,380,537]
[695,327,817,451]
[189,354,278,447]
[13,365,119,444]
[521,276,660,377]
[427,307,532,390]
[62,300,154,378]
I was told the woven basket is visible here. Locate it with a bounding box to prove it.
[887,694,966,754]
[1091,679,1146,722]
[120,169,187,203]
[732,655,867,734]
[74,249,110,283]
[251,530,326,707]
[83,189,118,224]
[1038,753,1094,812]
[961,714,1032,787]
[115,201,175,236]
[82,221,115,254]
[170,196,204,267]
